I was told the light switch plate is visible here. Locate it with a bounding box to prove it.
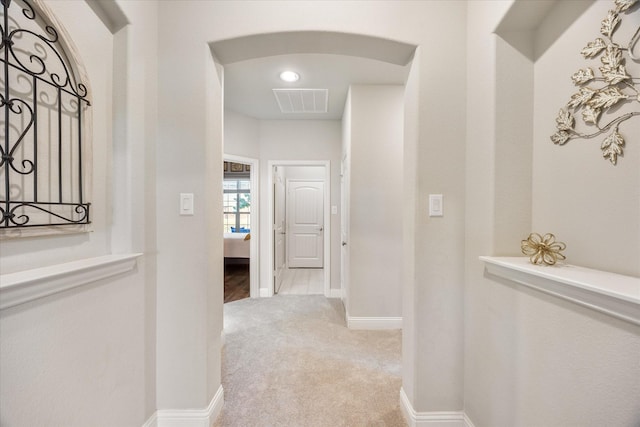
[180,193,194,215]
[429,194,443,217]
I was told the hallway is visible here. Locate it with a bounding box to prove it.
[216,295,404,426]
[3,2,638,427]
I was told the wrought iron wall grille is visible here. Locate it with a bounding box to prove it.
[1,0,91,229]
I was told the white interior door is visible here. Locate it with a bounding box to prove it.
[287,180,324,268]
[273,167,286,292]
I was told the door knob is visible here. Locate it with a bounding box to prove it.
[342,241,347,246]
[319,227,323,232]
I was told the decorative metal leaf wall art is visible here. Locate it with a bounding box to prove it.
[551,0,639,165]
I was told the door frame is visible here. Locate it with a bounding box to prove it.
[340,154,349,307]
[273,166,286,293]
[265,160,331,297]
[224,154,260,298]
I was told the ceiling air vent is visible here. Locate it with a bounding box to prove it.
[273,89,328,114]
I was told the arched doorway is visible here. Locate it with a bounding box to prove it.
[211,31,416,304]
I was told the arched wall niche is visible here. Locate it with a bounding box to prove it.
[1,0,94,238]
[491,0,639,275]
[210,29,418,308]
[495,0,595,61]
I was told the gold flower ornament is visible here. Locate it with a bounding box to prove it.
[521,233,567,266]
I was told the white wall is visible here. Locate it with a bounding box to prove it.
[401,52,419,405]
[0,0,158,425]
[156,3,223,411]
[465,1,640,426]
[0,271,146,426]
[341,90,352,309]
[224,109,259,159]
[283,166,325,181]
[110,0,160,419]
[344,85,404,319]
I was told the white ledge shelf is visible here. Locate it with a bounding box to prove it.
[0,253,142,310]
[480,256,640,326]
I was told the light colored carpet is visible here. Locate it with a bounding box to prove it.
[214,295,406,427]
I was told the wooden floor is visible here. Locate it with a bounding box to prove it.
[224,263,250,303]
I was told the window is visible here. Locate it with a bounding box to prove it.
[223,178,250,233]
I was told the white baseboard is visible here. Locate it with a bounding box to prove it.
[399,388,474,427]
[143,386,224,427]
[346,312,402,330]
[259,287,272,298]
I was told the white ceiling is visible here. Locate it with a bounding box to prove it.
[223,53,411,120]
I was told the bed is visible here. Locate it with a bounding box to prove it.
[224,232,250,263]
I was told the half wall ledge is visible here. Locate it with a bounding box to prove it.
[0,254,143,310]
[480,256,640,326]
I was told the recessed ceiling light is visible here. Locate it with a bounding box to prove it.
[279,71,300,82]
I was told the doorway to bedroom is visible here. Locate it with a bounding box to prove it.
[223,155,259,303]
